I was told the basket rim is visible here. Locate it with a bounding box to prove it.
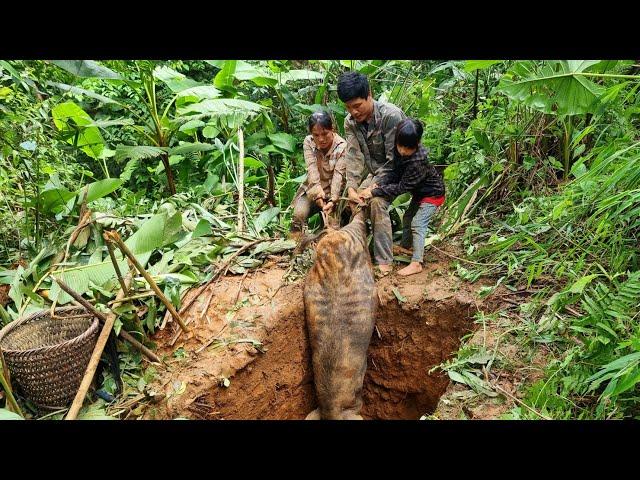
[0,306,99,356]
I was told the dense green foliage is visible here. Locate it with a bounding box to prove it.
[1,59,639,419]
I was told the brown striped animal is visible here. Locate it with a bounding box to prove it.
[303,207,377,420]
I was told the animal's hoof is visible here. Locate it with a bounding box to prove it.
[342,411,364,420]
[305,408,321,420]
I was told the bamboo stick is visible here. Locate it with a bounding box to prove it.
[237,127,245,233]
[104,231,189,333]
[105,235,129,297]
[108,291,154,305]
[53,278,161,364]
[65,274,132,420]
[0,349,23,417]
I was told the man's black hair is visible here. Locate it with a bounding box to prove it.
[337,71,370,102]
[395,118,424,149]
[308,110,333,132]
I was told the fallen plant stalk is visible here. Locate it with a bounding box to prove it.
[54,278,161,364]
[104,230,189,333]
[0,350,23,417]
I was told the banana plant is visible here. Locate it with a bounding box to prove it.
[498,60,640,178]
[51,60,265,196]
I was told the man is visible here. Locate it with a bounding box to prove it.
[337,71,406,274]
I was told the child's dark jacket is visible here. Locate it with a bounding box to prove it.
[371,145,445,200]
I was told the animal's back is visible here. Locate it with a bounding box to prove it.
[303,212,377,419]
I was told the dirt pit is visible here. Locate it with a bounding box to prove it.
[144,251,490,420]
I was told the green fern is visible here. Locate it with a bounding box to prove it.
[577,272,640,405]
[275,161,298,208]
[580,271,640,336]
[115,145,167,163]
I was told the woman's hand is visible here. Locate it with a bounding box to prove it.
[322,201,335,214]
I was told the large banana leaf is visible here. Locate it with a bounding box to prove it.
[233,61,277,87]
[214,61,324,88]
[50,211,183,304]
[214,60,237,89]
[278,69,324,84]
[52,101,105,159]
[463,60,503,72]
[80,178,123,203]
[152,65,200,93]
[498,60,606,116]
[50,60,121,80]
[175,86,221,106]
[176,98,265,118]
[46,81,122,105]
[267,132,297,153]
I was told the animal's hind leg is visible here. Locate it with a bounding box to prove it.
[305,408,321,420]
[341,409,364,420]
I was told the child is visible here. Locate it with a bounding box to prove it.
[359,118,445,276]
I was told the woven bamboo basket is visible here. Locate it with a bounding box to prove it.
[0,306,99,410]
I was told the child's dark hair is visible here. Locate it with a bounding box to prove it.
[308,110,333,132]
[337,71,370,102]
[395,118,424,149]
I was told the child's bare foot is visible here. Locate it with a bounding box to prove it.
[398,261,423,276]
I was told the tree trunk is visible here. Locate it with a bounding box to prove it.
[267,164,276,207]
[161,153,176,195]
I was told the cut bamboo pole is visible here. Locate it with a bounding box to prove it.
[53,278,161,364]
[0,349,23,417]
[237,127,245,233]
[105,234,129,297]
[65,274,132,420]
[108,291,154,305]
[104,231,189,333]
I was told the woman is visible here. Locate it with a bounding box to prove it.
[290,110,347,234]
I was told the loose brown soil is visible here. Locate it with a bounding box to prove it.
[143,249,500,420]
[0,284,9,307]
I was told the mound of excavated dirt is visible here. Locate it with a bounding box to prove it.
[143,250,498,420]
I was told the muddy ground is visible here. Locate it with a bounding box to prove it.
[141,243,516,420]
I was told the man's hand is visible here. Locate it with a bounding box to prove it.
[315,197,325,209]
[347,187,361,204]
[358,187,373,200]
[322,201,335,214]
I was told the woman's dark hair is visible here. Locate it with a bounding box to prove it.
[395,118,424,149]
[308,110,333,132]
[337,71,370,102]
